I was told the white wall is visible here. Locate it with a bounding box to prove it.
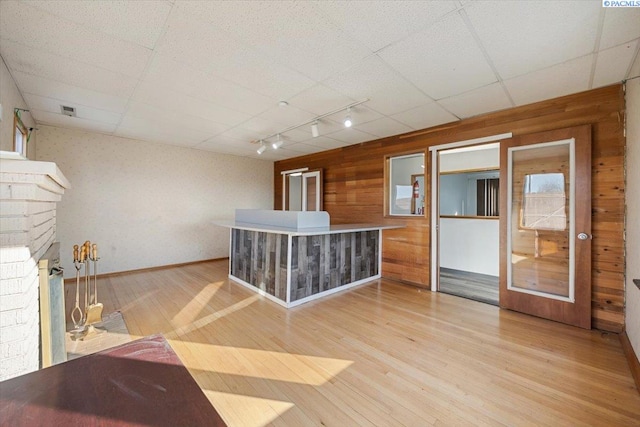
[0,55,36,158]
[439,145,499,173]
[625,56,640,361]
[35,126,273,278]
[439,218,499,277]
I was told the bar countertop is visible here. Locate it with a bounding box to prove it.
[214,220,403,236]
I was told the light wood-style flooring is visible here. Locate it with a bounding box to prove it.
[86,260,640,426]
[439,268,499,306]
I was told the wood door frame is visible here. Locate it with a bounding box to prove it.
[499,125,592,329]
[429,132,512,292]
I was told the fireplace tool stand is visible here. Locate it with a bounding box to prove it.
[69,241,104,341]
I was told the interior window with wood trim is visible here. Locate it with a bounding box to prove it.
[386,152,425,216]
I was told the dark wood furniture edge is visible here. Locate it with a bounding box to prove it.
[620,331,640,395]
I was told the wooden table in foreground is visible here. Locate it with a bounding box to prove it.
[0,335,226,427]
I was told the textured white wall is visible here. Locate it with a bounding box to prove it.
[0,56,35,158]
[439,218,499,276]
[625,57,640,360]
[35,126,273,278]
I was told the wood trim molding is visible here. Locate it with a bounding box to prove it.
[63,257,229,284]
[620,331,640,394]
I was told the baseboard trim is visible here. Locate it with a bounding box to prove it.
[620,331,640,394]
[64,257,229,284]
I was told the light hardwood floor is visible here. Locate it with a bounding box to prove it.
[87,260,640,426]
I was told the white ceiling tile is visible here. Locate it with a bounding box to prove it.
[238,116,321,143]
[325,128,376,144]
[323,55,433,115]
[1,40,138,98]
[298,136,346,151]
[379,12,497,100]
[215,128,263,144]
[630,50,640,78]
[133,80,251,127]
[600,8,640,50]
[593,40,639,88]
[283,143,325,155]
[323,105,383,127]
[23,0,172,49]
[312,0,457,52]
[465,1,601,79]
[22,93,122,125]
[175,0,372,81]
[353,117,413,138]
[191,74,276,117]
[116,115,211,147]
[137,54,201,96]
[504,55,593,106]
[156,6,316,99]
[258,105,317,128]
[438,82,512,119]
[31,110,117,134]
[124,101,229,136]
[11,71,129,113]
[287,84,355,116]
[0,1,151,78]
[391,103,459,130]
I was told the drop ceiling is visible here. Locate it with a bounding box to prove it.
[1,0,638,161]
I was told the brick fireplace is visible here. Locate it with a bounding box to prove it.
[0,152,70,381]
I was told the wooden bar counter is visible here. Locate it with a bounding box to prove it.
[217,210,401,308]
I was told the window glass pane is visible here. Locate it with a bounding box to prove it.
[389,153,425,216]
[521,173,566,230]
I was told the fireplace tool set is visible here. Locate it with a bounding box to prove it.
[70,241,104,340]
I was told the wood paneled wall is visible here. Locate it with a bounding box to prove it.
[274,84,626,332]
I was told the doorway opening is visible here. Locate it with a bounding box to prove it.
[430,135,510,306]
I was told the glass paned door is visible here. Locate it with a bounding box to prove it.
[507,140,573,301]
[302,171,321,211]
[500,125,591,329]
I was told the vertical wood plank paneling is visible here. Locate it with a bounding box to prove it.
[274,85,626,332]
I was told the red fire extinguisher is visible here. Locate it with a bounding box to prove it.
[411,179,420,214]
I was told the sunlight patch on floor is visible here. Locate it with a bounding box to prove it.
[204,390,294,427]
[165,293,261,339]
[167,340,353,386]
[171,280,225,325]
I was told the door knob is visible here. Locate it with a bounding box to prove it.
[577,232,591,240]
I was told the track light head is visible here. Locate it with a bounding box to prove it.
[311,121,319,138]
[344,107,352,128]
[272,134,283,149]
[257,142,266,154]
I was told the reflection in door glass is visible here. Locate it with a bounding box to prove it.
[521,173,566,230]
[509,142,572,300]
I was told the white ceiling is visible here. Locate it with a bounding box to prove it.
[1,0,638,161]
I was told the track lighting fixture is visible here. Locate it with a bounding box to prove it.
[272,134,283,150]
[256,140,266,154]
[344,107,352,128]
[251,99,368,152]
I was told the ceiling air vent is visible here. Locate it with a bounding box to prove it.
[60,105,76,117]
